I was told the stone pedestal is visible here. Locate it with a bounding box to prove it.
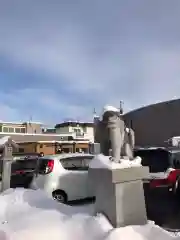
[89,166,149,228]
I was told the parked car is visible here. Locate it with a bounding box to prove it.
[30,153,94,203]
[134,147,180,195]
[1,153,41,188]
[134,147,180,227]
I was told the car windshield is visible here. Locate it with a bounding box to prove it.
[134,149,170,173]
[60,156,94,171]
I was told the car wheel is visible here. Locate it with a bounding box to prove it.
[52,190,67,204]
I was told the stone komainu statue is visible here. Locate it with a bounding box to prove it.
[94,106,135,161]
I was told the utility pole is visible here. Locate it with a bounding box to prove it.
[93,108,96,117]
[29,115,34,134]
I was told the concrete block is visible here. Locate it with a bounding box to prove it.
[89,166,148,228]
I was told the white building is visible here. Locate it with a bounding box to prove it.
[55,121,94,143]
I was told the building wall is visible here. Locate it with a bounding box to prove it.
[24,123,42,134]
[56,126,70,134]
[56,125,94,142]
[18,142,90,155]
[18,142,37,153]
[123,99,180,147]
[84,127,94,142]
[0,122,42,134]
[0,123,26,133]
[36,143,56,155]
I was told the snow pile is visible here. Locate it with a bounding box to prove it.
[0,188,178,240]
[89,154,142,169]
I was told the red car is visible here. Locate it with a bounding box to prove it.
[134,147,180,195]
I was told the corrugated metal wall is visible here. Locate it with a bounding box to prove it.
[123,99,180,147]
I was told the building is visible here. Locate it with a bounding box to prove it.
[55,121,94,143]
[0,132,90,155]
[0,120,94,155]
[0,121,42,134]
[123,99,180,147]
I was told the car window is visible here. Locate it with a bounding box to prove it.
[171,152,180,169]
[134,149,170,173]
[37,159,50,174]
[60,156,93,171]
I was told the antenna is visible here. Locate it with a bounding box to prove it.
[93,108,96,115]
[119,101,124,114]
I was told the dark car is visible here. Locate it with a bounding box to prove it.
[134,147,180,228]
[0,152,40,188]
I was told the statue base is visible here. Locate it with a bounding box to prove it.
[89,157,149,228]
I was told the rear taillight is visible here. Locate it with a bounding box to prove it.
[150,170,177,188]
[167,170,177,184]
[45,160,54,174]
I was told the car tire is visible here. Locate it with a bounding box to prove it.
[52,190,67,204]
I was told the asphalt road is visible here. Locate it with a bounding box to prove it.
[144,187,180,231]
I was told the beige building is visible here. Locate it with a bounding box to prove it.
[55,121,94,143]
[0,121,91,155]
[0,121,42,134]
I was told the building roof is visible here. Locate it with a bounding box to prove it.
[0,133,69,143]
[0,121,42,125]
[55,121,94,128]
[0,132,90,143]
[123,98,180,116]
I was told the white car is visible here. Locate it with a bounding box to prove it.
[30,153,94,203]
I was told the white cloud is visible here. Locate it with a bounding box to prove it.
[1,0,180,122]
[0,104,21,122]
[0,89,94,123]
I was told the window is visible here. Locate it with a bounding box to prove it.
[8,127,14,133]
[18,148,24,153]
[3,127,8,132]
[38,159,51,174]
[134,149,170,173]
[83,126,87,133]
[15,128,21,133]
[15,127,26,133]
[20,128,26,133]
[82,156,94,168]
[60,156,94,171]
[0,125,2,132]
[171,152,180,169]
[74,128,81,133]
[82,148,89,153]
[61,148,71,153]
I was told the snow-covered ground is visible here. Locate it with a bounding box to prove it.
[0,188,179,240]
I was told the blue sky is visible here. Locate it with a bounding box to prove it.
[1,0,180,124]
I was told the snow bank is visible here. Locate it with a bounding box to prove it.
[0,188,178,240]
[89,154,142,169]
